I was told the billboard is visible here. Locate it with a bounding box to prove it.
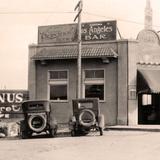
[0,90,29,119]
[38,21,116,44]
[81,21,117,41]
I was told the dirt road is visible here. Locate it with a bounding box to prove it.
[1,131,160,160]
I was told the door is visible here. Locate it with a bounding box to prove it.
[138,93,160,124]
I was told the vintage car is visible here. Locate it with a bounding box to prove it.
[69,98,105,136]
[20,100,57,139]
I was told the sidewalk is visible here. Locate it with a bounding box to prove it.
[105,125,160,132]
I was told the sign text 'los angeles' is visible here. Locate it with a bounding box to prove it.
[38,21,117,44]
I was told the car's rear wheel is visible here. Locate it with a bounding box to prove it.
[99,127,103,136]
[98,114,105,136]
[50,129,55,137]
[71,130,76,137]
[21,131,28,139]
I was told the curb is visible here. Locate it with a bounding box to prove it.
[105,126,160,132]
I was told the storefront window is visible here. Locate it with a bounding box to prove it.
[84,69,104,101]
[142,94,152,105]
[85,84,104,100]
[50,85,67,100]
[49,70,68,101]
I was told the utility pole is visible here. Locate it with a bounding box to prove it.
[74,0,83,99]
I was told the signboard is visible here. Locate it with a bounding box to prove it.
[0,90,29,119]
[81,21,117,41]
[38,21,116,44]
[38,24,77,44]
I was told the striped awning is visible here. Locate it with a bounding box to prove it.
[32,44,118,60]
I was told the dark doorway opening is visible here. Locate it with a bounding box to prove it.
[138,94,160,124]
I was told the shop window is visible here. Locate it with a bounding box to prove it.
[48,70,68,101]
[84,69,104,101]
[142,94,152,105]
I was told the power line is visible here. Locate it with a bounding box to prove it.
[1,10,160,28]
[0,11,75,14]
[83,11,160,28]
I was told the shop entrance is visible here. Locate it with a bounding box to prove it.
[138,94,160,124]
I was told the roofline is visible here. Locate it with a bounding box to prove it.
[29,39,137,48]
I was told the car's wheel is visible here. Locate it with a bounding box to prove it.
[71,130,76,137]
[98,114,105,128]
[50,129,55,137]
[21,131,28,139]
[28,114,47,132]
[99,127,103,136]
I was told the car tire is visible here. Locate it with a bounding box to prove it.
[98,114,105,128]
[28,114,47,132]
[21,131,28,139]
[99,127,103,136]
[50,129,55,137]
[71,130,76,137]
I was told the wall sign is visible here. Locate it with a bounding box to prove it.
[0,90,29,119]
[81,21,117,41]
[38,21,117,44]
[38,24,77,44]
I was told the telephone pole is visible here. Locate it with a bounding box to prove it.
[74,0,83,99]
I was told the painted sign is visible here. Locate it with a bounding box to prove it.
[0,90,29,119]
[38,24,77,44]
[81,21,117,41]
[38,21,116,44]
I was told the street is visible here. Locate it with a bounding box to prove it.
[1,130,160,160]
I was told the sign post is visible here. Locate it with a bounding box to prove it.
[74,0,83,99]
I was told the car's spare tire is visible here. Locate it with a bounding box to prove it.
[79,109,96,127]
[28,114,47,132]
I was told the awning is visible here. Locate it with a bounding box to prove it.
[31,44,118,60]
[137,68,160,93]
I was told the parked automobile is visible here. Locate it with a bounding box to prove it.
[20,100,57,139]
[69,98,105,136]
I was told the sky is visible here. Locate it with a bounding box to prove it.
[0,0,160,90]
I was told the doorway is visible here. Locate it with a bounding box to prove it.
[138,93,160,124]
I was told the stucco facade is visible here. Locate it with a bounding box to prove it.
[28,36,139,125]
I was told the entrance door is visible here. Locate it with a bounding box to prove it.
[138,94,160,124]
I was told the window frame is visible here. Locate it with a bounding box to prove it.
[48,70,69,102]
[83,69,105,102]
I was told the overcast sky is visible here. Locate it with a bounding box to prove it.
[0,0,160,90]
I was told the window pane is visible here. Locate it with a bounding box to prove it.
[95,70,104,78]
[50,85,67,100]
[142,94,152,105]
[85,70,94,78]
[85,84,104,100]
[49,71,67,79]
[85,70,104,78]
